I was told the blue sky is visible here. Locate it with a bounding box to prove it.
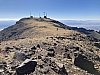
[0,0,100,20]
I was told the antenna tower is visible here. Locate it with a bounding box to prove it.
[30,11,31,16]
[43,12,45,16]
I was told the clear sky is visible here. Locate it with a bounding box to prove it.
[0,0,100,20]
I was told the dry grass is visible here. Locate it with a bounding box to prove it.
[20,18,76,37]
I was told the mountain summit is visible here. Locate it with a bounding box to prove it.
[0,17,71,41]
[0,17,100,75]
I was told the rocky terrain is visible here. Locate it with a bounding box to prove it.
[0,17,100,75]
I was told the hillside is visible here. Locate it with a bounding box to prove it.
[0,17,70,41]
[0,17,100,75]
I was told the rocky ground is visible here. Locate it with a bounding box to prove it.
[0,17,100,75]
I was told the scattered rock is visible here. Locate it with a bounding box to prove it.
[48,48,54,51]
[55,36,66,40]
[38,65,49,74]
[94,43,100,48]
[53,43,57,46]
[0,60,6,69]
[51,62,68,75]
[13,46,20,50]
[5,46,13,52]
[31,46,37,50]
[13,52,26,61]
[48,51,55,57]
[38,55,42,59]
[42,42,48,45]
[42,57,50,63]
[37,44,40,48]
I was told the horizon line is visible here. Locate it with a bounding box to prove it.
[0,18,100,21]
[0,18,20,21]
[53,18,100,21]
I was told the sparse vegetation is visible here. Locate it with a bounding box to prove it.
[0,17,100,75]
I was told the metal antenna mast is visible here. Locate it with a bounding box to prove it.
[46,13,47,17]
[39,13,40,17]
[43,12,45,16]
[30,11,31,16]
[34,14,35,18]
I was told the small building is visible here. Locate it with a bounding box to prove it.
[44,16,47,18]
[30,16,33,18]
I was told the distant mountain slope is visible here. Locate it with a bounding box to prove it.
[71,27,100,40]
[89,31,100,40]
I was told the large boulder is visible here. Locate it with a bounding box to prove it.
[16,59,37,75]
[74,54,100,75]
